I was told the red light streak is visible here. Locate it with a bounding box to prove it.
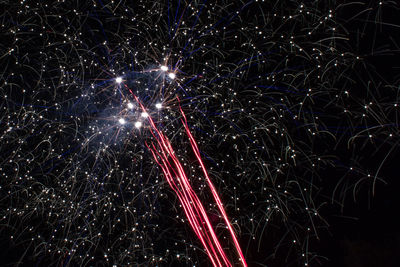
[125,84,247,267]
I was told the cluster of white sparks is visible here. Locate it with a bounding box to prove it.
[116,66,168,128]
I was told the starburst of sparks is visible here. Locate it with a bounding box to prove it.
[1,1,399,266]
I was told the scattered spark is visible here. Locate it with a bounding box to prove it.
[168,73,176,79]
[134,121,142,128]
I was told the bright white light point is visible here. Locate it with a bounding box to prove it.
[141,112,149,118]
[118,118,126,125]
[127,103,134,109]
[160,65,168,71]
[155,103,162,109]
[168,73,176,79]
[115,77,122,83]
[135,121,142,128]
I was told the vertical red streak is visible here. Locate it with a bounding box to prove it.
[125,85,246,266]
[179,103,248,267]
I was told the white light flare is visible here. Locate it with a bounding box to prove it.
[127,102,134,109]
[155,103,162,109]
[115,77,123,84]
[118,118,126,125]
[168,73,176,79]
[135,121,142,128]
[160,65,168,72]
[141,112,149,118]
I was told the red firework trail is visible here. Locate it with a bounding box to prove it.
[125,84,247,267]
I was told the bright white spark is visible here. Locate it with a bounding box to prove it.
[168,73,176,79]
[141,112,149,118]
[115,77,123,83]
[118,118,126,125]
[160,65,168,71]
[155,103,162,109]
[127,102,134,109]
[135,121,142,128]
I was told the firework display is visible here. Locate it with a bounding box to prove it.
[1,0,399,266]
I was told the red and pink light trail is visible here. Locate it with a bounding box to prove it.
[125,84,247,267]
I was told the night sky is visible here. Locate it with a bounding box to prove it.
[1,1,400,266]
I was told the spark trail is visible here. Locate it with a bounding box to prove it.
[125,84,247,267]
